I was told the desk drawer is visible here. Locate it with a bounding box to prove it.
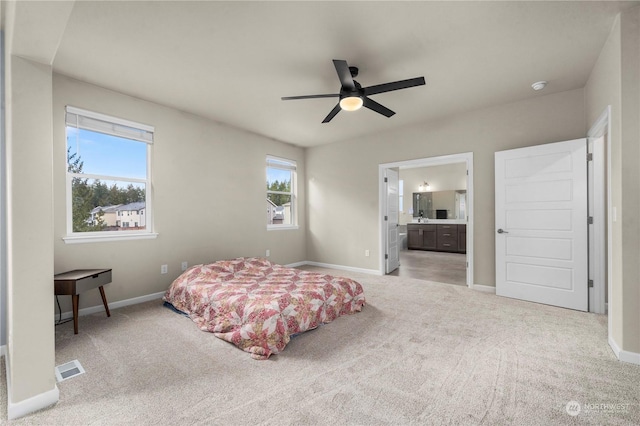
[76,270,112,294]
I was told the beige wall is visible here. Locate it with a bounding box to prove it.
[406,163,467,194]
[52,74,306,313]
[5,56,56,403]
[618,5,640,356]
[585,7,640,354]
[306,88,586,284]
[2,0,73,412]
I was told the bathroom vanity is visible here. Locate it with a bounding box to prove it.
[407,222,466,253]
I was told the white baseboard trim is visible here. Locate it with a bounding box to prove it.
[5,352,59,420]
[284,261,307,268]
[0,344,6,357]
[294,261,381,276]
[472,284,496,294]
[54,291,166,321]
[608,335,640,365]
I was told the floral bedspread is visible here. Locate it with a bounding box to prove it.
[163,257,366,359]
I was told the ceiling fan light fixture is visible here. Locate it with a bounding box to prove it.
[339,96,363,111]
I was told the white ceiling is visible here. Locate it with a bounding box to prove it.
[46,1,633,147]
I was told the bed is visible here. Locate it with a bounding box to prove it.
[163,257,366,359]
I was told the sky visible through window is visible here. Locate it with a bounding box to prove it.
[267,167,291,188]
[67,127,147,182]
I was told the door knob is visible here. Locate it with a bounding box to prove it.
[497,229,509,234]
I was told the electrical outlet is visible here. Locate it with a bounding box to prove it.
[161,264,168,274]
[365,250,370,257]
[265,249,270,257]
[181,261,188,271]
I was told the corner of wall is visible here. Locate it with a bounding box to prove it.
[4,352,59,420]
[608,334,640,366]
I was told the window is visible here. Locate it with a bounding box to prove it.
[266,156,297,229]
[65,106,155,242]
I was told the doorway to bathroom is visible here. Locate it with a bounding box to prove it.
[379,152,474,287]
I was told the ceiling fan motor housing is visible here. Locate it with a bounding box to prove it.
[340,80,363,100]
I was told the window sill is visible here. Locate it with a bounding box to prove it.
[63,232,159,244]
[267,225,299,231]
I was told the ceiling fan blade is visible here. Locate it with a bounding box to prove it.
[363,97,395,118]
[333,60,356,91]
[322,103,342,123]
[281,94,340,101]
[363,77,426,96]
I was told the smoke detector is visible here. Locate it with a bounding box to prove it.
[531,81,548,91]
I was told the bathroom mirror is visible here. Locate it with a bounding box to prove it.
[412,190,466,219]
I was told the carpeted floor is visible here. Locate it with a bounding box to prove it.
[2,267,638,425]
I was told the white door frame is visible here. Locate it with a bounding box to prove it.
[378,152,474,287]
[587,107,611,318]
[384,168,400,274]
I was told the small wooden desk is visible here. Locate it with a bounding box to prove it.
[54,269,112,334]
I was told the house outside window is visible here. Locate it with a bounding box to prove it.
[266,156,297,229]
[64,106,155,243]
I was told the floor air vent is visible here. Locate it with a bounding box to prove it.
[55,360,85,382]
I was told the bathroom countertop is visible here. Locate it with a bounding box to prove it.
[409,219,467,224]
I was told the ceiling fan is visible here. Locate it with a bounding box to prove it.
[281,59,426,123]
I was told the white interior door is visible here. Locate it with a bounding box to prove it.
[495,138,588,311]
[386,169,400,273]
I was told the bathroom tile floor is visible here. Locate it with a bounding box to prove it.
[389,249,467,286]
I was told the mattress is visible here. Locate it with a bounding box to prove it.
[163,257,366,359]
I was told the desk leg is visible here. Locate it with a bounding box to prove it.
[72,295,79,335]
[99,285,111,317]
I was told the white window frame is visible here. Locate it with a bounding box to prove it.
[266,155,298,230]
[63,106,157,243]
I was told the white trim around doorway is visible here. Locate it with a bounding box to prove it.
[378,152,474,287]
[587,106,612,340]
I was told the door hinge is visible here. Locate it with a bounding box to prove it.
[587,153,593,161]
[588,279,594,288]
[588,216,594,225]
[384,177,388,183]
[466,170,469,175]
[385,254,389,260]
[384,215,388,221]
